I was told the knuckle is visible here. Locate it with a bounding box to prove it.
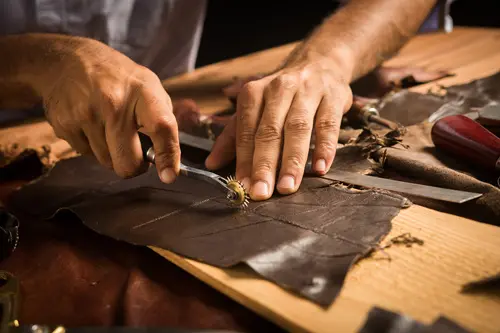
[239,82,261,109]
[272,74,297,91]
[285,117,312,134]
[137,66,160,83]
[102,86,126,111]
[254,158,274,174]
[284,154,304,169]
[255,123,282,143]
[149,115,177,135]
[155,149,179,168]
[237,129,255,146]
[140,86,167,109]
[315,140,337,154]
[316,117,339,132]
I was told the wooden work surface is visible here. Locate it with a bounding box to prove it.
[155,27,500,333]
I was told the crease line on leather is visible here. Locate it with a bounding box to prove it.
[183,219,275,239]
[132,196,218,230]
[250,206,369,249]
[138,186,207,196]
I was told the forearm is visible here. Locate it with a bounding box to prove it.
[285,0,438,82]
[0,33,85,109]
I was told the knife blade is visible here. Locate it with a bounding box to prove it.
[320,170,482,203]
[178,131,484,203]
[179,131,215,152]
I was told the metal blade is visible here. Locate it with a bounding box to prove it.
[322,170,483,203]
[178,132,483,203]
[179,131,214,152]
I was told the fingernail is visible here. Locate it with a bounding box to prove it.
[315,159,326,174]
[240,177,251,191]
[251,181,269,199]
[160,168,176,183]
[278,175,295,192]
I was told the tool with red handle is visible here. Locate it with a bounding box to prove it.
[431,115,500,171]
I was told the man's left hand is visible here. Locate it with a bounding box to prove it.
[206,59,353,201]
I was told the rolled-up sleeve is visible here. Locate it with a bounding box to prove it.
[418,0,456,33]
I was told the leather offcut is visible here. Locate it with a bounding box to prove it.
[7,147,408,307]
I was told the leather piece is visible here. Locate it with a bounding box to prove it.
[461,273,500,294]
[0,212,283,332]
[445,71,500,107]
[375,71,500,126]
[7,150,408,307]
[339,123,500,225]
[376,90,447,126]
[358,307,471,333]
[351,66,452,98]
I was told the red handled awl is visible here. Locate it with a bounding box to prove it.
[431,114,500,172]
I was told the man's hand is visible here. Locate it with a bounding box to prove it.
[206,0,437,201]
[39,36,180,182]
[206,58,353,200]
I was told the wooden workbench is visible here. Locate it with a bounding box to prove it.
[156,27,500,333]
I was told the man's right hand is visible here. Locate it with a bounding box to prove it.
[38,36,180,182]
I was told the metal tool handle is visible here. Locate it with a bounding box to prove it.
[137,132,232,195]
[138,132,155,164]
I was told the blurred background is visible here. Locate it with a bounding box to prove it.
[196,1,499,67]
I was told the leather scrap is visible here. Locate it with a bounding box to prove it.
[7,148,408,307]
[350,66,453,99]
[461,273,500,294]
[337,122,500,225]
[375,90,447,126]
[375,70,500,127]
[358,307,471,333]
[0,120,75,180]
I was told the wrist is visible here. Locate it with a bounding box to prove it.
[285,41,356,83]
[19,34,91,98]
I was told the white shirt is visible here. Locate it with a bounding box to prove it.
[0,0,453,80]
[0,0,207,79]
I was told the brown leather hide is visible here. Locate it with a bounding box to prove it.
[7,148,408,307]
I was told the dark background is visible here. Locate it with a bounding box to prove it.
[195,1,499,68]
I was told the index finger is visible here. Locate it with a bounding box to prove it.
[135,83,180,184]
[235,80,266,190]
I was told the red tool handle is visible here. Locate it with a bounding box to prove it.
[431,115,500,171]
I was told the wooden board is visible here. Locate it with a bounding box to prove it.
[155,28,500,333]
[152,205,500,333]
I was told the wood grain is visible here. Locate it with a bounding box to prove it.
[152,205,500,333]
[156,28,500,333]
